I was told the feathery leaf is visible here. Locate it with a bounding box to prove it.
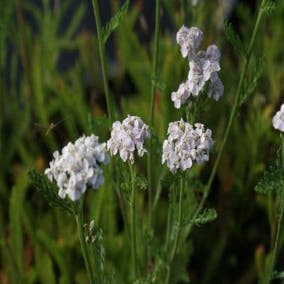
[224,20,245,55]
[102,0,130,43]
[28,169,73,214]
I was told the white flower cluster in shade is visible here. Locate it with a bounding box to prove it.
[162,119,213,173]
[172,25,224,109]
[272,104,284,132]
[107,115,151,163]
[45,135,109,201]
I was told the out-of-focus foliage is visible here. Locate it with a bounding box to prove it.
[1,0,284,283]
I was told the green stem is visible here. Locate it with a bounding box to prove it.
[149,0,161,126]
[147,0,161,230]
[91,0,113,121]
[166,178,183,282]
[183,0,266,241]
[89,232,102,284]
[269,136,284,282]
[75,202,95,284]
[129,162,138,279]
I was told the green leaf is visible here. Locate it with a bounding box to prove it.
[87,113,110,135]
[135,175,148,191]
[151,75,167,91]
[9,170,29,279]
[262,0,277,15]
[102,0,130,43]
[28,169,73,214]
[36,230,70,284]
[255,160,284,195]
[190,208,218,226]
[224,20,245,55]
[272,270,284,280]
[240,56,264,106]
[64,3,86,40]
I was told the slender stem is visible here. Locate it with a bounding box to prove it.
[75,202,95,284]
[129,162,138,279]
[89,231,102,284]
[91,0,113,121]
[269,136,284,282]
[166,178,183,282]
[149,0,161,126]
[147,0,161,230]
[183,0,266,240]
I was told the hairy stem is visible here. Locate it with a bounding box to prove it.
[147,0,161,229]
[129,162,138,279]
[91,0,113,121]
[183,0,266,241]
[75,201,95,284]
[269,136,284,282]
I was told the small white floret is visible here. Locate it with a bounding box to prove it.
[272,104,284,132]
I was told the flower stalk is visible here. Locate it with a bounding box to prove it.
[183,0,267,241]
[166,178,184,283]
[147,0,161,228]
[91,0,114,121]
[75,200,95,284]
[269,135,284,282]
[129,162,138,279]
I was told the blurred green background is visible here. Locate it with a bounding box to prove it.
[1,0,284,283]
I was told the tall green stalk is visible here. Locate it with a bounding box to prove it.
[269,135,284,282]
[147,0,161,228]
[75,201,95,284]
[183,0,267,240]
[164,178,184,283]
[91,0,113,121]
[129,162,138,279]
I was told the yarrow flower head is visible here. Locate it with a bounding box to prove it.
[44,135,109,201]
[172,25,224,108]
[272,104,284,132]
[162,119,213,173]
[107,115,151,163]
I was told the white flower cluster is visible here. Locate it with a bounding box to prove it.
[162,119,213,173]
[172,25,224,109]
[272,104,284,132]
[45,135,109,201]
[107,115,151,163]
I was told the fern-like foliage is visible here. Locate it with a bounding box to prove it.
[102,0,130,44]
[262,0,277,15]
[28,169,73,214]
[189,208,218,226]
[255,160,284,195]
[224,20,245,55]
[239,57,264,106]
[271,270,284,280]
